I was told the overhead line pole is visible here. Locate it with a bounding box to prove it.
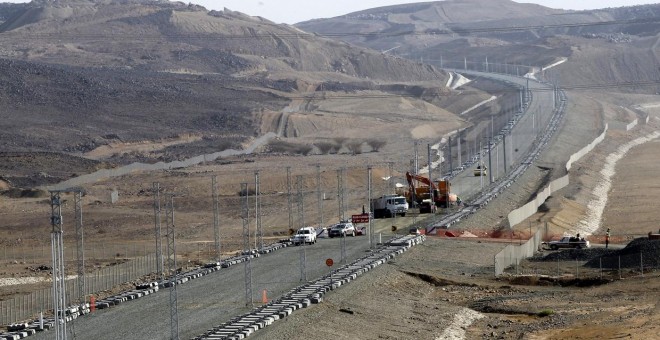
[153,183,164,280]
[165,193,180,340]
[211,176,220,261]
[316,164,323,228]
[255,171,263,250]
[49,191,67,340]
[74,190,85,304]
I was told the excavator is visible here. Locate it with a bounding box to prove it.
[400,172,456,209]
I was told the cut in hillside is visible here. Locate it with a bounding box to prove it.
[297,0,660,91]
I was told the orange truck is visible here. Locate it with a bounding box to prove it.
[400,172,456,208]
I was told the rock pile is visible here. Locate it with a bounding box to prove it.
[585,238,660,269]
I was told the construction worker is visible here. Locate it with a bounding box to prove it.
[606,228,610,249]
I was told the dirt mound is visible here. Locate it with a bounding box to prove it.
[530,248,615,262]
[585,238,660,268]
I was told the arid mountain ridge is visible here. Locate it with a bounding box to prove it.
[298,0,660,88]
[0,0,449,155]
[0,0,659,189]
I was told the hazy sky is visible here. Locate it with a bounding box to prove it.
[5,0,659,24]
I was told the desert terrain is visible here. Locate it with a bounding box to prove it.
[0,0,659,339]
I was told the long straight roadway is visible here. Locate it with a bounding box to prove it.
[31,235,381,340]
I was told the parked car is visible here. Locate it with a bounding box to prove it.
[409,228,421,235]
[292,227,317,245]
[328,222,356,237]
[542,236,589,250]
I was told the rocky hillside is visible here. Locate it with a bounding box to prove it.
[0,0,453,157]
[297,0,660,90]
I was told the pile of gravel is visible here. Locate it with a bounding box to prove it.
[584,238,660,269]
[530,248,615,262]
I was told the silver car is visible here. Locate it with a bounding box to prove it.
[328,223,356,237]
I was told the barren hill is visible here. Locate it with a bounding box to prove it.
[297,0,660,91]
[0,0,474,178]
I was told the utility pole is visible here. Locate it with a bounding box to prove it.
[428,144,434,204]
[503,134,508,174]
[297,175,305,229]
[388,162,394,194]
[479,141,484,189]
[49,191,67,340]
[488,139,494,184]
[457,130,462,166]
[255,171,263,250]
[337,168,345,222]
[211,176,220,261]
[414,141,419,174]
[165,194,180,340]
[241,183,250,252]
[297,175,307,282]
[448,136,453,176]
[74,190,85,304]
[286,167,292,231]
[368,166,373,249]
[153,182,163,279]
[316,164,323,228]
[240,182,252,307]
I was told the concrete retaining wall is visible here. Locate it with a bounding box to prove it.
[494,226,544,276]
[497,124,609,276]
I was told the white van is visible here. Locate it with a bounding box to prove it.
[292,227,317,245]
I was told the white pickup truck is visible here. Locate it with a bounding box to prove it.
[543,236,590,250]
[292,227,317,245]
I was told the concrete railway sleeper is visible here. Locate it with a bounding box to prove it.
[192,235,426,340]
[0,242,293,339]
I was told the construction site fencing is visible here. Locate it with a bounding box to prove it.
[0,253,158,326]
[494,224,546,276]
[494,123,611,276]
[504,251,658,279]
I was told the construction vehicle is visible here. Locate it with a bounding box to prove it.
[418,199,436,214]
[370,194,408,218]
[402,172,456,208]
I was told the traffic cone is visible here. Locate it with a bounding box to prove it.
[262,289,268,304]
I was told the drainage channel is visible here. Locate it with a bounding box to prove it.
[192,235,426,340]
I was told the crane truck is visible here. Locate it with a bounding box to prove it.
[401,172,456,209]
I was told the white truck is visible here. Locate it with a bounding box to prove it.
[543,236,590,250]
[292,227,317,245]
[371,195,409,218]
